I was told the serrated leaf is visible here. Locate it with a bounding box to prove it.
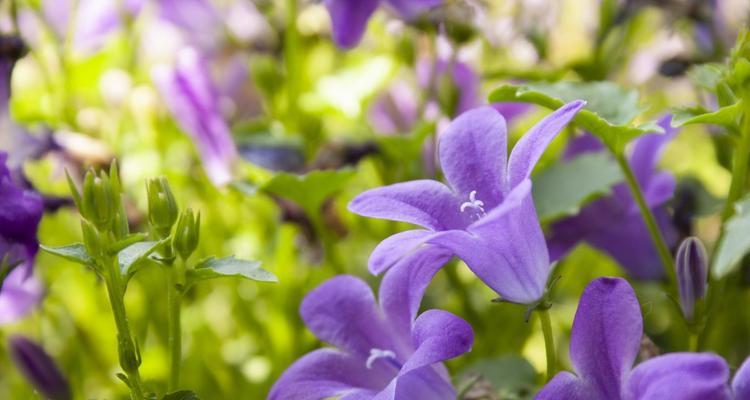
[161,390,199,400]
[457,355,537,398]
[263,169,355,214]
[533,152,623,223]
[118,241,161,276]
[688,63,726,91]
[713,197,750,278]
[489,82,660,153]
[672,103,740,130]
[189,256,277,284]
[40,243,94,267]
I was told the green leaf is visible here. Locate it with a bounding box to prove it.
[713,196,750,278]
[672,103,741,130]
[533,152,623,223]
[457,355,537,398]
[263,169,355,215]
[40,244,95,267]
[688,63,727,91]
[161,390,200,400]
[118,241,161,276]
[489,82,660,153]
[189,256,278,284]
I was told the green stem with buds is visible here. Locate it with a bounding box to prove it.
[538,308,556,382]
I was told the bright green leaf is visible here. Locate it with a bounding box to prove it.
[161,390,200,400]
[713,196,750,278]
[457,355,537,398]
[533,152,623,223]
[189,256,278,284]
[263,169,355,215]
[118,241,161,276]
[40,244,95,267]
[688,63,726,91]
[672,103,741,130]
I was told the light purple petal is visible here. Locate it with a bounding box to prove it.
[428,180,550,304]
[491,102,533,126]
[325,0,380,49]
[376,365,455,400]
[642,172,676,209]
[507,100,586,189]
[368,230,434,275]
[348,180,465,231]
[158,0,224,50]
[268,348,390,400]
[378,245,452,348]
[400,309,473,374]
[383,0,441,19]
[535,371,593,400]
[732,357,750,398]
[624,353,731,400]
[437,106,508,209]
[629,115,678,189]
[569,277,642,399]
[0,265,43,324]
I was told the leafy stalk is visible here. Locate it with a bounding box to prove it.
[167,262,183,391]
[538,308,556,382]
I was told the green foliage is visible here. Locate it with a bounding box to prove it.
[713,196,750,278]
[263,169,355,215]
[161,390,200,400]
[39,244,94,268]
[457,355,537,399]
[188,256,278,285]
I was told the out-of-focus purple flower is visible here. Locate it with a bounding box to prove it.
[8,336,71,400]
[536,277,736,400]
[368,80,420,135]
[675,236,708,320]
[269,266,473,399]
[325,0,442,49]
[350,101,585,304]
[153,47,238,186]
[547,116,679,280]
[417,58,479,117]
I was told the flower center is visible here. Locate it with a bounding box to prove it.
[460,190,486,220]
[365,348,401,370]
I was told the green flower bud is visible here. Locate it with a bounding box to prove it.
[173,209,200,261]
[81,220,104,259]
[81,169,117,229]
[146,177,178,238]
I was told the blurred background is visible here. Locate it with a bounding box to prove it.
[1,0,750,398]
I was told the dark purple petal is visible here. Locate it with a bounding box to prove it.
[629,115,678,189]
[0,265,42,324]
[325,0,380,49]
[8,336,70,400]
[268,349,390,400]
[348,180,466,231]
[624,353,731,400]
[569,277,642,399]
[507,100,586,189]
[300,275,395,358]
[368,230,435,275]
[378,245,452,347]
[642,171,677,209]
[437,106,508,209]
[732,357,750,398]
[561,133,605,161]
[383,0,442,19]
[428,180,550,304]
[535,371,592,400]
[401,309,473,374]
[547,213,589,262]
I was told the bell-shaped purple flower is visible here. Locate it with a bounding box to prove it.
[269,250,473,399]
[547,116,679,280]
[536,277,741,400]
[153,47,238,186]
[676,236,709,320]
[350,101,585,304]
[325,0,442,49]
[8,336,71,400]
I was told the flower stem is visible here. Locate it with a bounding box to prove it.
[167,264,183,391]
[615,153,677,292]
[721,100,750,221]
[688,332,699,352]
[104,257,145,400]
[538,308,556,382]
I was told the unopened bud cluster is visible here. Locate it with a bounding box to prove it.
[675,236,709,322]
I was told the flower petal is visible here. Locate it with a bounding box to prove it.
[507,100,586,188]
[268,349,390,400]
[383,0,441,19]
[569,277,642,399]
[629,115,678,188]
[561,133,605,161]
[368,230,434,275]
[301,275,394,357]
[0,264,43,324]
[401,309,473,374]
[535,371,594,400]
[325,0,380,49]
[732,357,750,398]
[437,106,508,209]
[624,353,731,400]
[375,366,456,400]
[348,180,465,230]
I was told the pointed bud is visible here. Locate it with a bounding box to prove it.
[81,169,117,229]
[676,237,709,320]
[8,336,71,400]
[173,209,200,261]
[81,220,104,259]
[146,177,178,238]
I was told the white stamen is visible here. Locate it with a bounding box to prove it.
[365,348,397,369]
[460,190,486,218]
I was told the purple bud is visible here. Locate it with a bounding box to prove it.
[675,237,709,320]
[8,336,70,400]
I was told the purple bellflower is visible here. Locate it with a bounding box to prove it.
[0,152,44,324]
[325,0,442,49]
[349,101,585,304]
[9,336,71,400]
[153,47,239,186]
[537,276,750,400]
[269,250,473,399]
[547,116,679,280]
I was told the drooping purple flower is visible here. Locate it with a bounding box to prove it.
[325,0,442,49]
[8,336,71,400]
[675,236,709,320]
[269,251,473,399]
[536,277,739,400]
[152,47,238,186]
[547,116,679,280]
[368,80,420,135]
[350,101,585,304]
